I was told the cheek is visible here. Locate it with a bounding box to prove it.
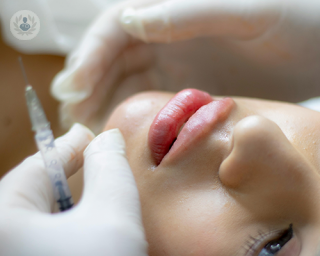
[104,93,167,138]
[104,102,148,135]
[142,181,244,256]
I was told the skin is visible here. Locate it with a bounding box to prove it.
[104,90,320,256]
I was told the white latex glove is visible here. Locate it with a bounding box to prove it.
[51,0,320,133]
[0,124,147,256]
[120,0,320,65]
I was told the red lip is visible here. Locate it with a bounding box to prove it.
[148,89,235,165]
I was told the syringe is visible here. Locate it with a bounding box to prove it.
[19,57,73,211]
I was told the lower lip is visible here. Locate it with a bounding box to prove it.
[166,97,234,162]
[148,89,234,165]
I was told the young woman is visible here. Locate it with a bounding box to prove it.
[104,88,320,256]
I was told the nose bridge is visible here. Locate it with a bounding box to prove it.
[219,116,315,195]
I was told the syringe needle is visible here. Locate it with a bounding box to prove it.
[19,57,74,211]
[18,56,30,86]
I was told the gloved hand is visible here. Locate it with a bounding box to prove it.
[120,0,320,65]
[51,0,320,133]
[0,124,147,256]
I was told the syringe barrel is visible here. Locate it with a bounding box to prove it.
[25,85,73,211]
[35,129,74,211]
[25,86,49,131]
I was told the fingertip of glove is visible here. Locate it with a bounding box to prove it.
[69,123,95,140]
[119,7,148,42]
[84,128,126,157]
[53,123,96,175]
[51,66,88,103]
[56,123,95,151]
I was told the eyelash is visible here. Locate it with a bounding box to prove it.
[243,224,293,256]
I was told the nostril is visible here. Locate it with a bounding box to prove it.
[219,115,310,192]
[219,115,285,189]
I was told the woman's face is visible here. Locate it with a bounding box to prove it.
[104,89,320,256]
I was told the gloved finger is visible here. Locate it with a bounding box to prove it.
[119,0,282,43]
[50,0,157,105]
[60,71,158,135]
[0,123,94,213]
[57,43,156,133]
[80,129,143,225]
[51,5,132,104]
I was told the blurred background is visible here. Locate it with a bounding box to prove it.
[0,24,65,178]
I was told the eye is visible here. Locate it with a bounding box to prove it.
[258,224,293,256]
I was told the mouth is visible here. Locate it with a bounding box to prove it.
[148,89,235,165]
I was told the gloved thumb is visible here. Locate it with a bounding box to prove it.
[79,129,147,256]
[119,0,282,43]
[80,129,143,225]
[0,123,94,213]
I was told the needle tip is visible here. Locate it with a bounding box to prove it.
[18,56,29,85]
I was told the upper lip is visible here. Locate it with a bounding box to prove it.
[148,89,235,165]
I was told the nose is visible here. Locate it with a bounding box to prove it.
[219,116,319,216]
